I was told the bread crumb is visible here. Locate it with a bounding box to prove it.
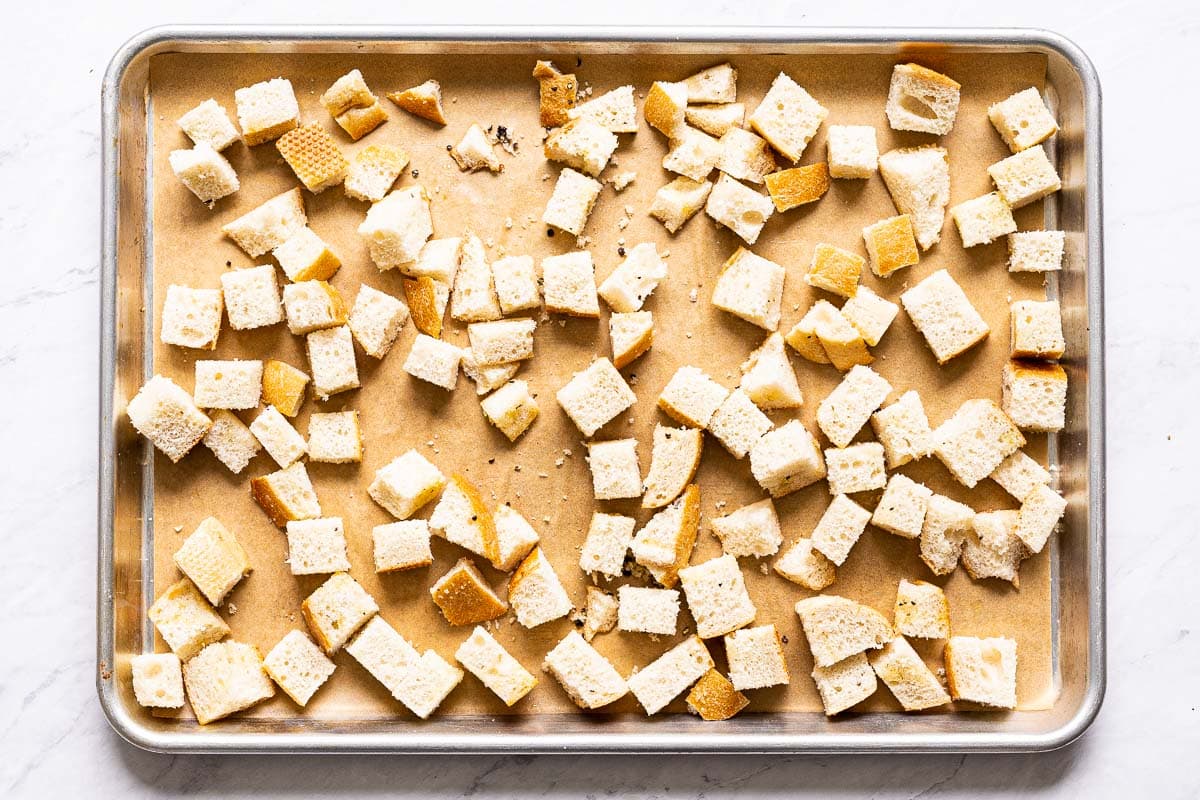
[555,458,565,467]
[538,472,549,478]
[576,235,592,250]
[758,563,769,575]
[227,603,238,615]
[563,448,572,457]
[611,171,637,191]
[688,288,699,303]
[715,500,728,510]
[485,237,495,248]
[504,217,514,229]
[617,218,629,231]
[173,525,183,533]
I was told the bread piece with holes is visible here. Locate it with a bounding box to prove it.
[173,517,251,607]
[388,79,447,125]
[817,364,892,448]
[932,399,1026,488]
[285,517,351,575]
[263,630,335,707]
[448,234,501,322]
[840,287,899,349]
[740,333,801,410]
[862,215,920,277]
[989,87,1058,152]
[183,641,275,724]
[610,311,654,369]
[542,250,600,317]
[658,366,729,428]
[686,103,744,138]
[492,504,541,572]
[480,379,539,441]
[711,247,785,330]
[901,269,990,364]
[705,175,775,245]
[430,558,508,625]
[358,186,433,270]
[542,631,627,709]
[684,62,737,103]
[203,410,261,473]
[649,176,712,233]
[872,474,933,538]
[717,127,776,184]
[711,498,782,558]
[460,347,515,395]
[951,192,1017,248]
[583,587,619,642]
[920,493,976,576]
[868,637,951,711]
[490,255,540,314]
[403,333,462,391]
[617,586,680,635]
[774,536,836,590]
[827,124,878,179]
[161,285,223,350]
[989,449,1051,501]
[509,547,573,628]
[707,388,773,459]
[870,391,932,470]
[641,425,704,509]
[127,375,212,463]
[234,77,299,146]
[251,462,321,527]
[944,636,1017,708]
[764,163,829,211]
[169,144,239,203]
[345,144,409,202]
[132,653,185,709]
[812,652,876,716]
[408,237,462,282]
[748,72,827,163]
[302,572,379,654]
[885,63,961,135]
[631,485,701,587]
[598,242,668,313]
[306,325,359,398]
[556,357,637,437]
[795,595,893,667]
[368,450,446,520]
[587,439,642,501]
[1002,360,1067,432]
[261,360,308,418]
[805,243,862,299]
[580,512,636,576]
[825,442,887,496]
[749,420,826,498]
[1010,299,1065,359]
[988,145,1061,208]
[148,580,230,661]
[193,360,262,412]
[223,188,307,257]
[726,624,789,690]
[532,61,578,127]
[321,69,387,140]
[543,167,602,236]
[283,280,347,335]
[343,615,419,700]
[455,627,537,706]
[894,579,950,639]
[221,265,283,331]
[1015,483,1067,554]
[566,84,637,133]
[276,124,349,192]
[628,636,714,715]
[1008,230,1065,273]
[450,123,502,172]
[809,494,873,566]
[664,126,721,181]
[346,284,408,359]
[686,669,749,721]
[300,410,358,465]
[428,474,498,563]
[467,319,536,366]
[178,98,240,151]
[644,80,689,137]
[962,510,1026,586]
[373,520,433,573]
[679,554,757,639]
[273,227,341,282]
[878,146,949,251]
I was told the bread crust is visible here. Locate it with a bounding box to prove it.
[404,276,444,338]
[686,668,749,721]
[764,163,830,212]
[532,61,577,127]
[431,559,507,625]
[387,80,448,126]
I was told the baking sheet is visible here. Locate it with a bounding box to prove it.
[147,48,1054,721]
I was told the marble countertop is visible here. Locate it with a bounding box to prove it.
[3,0,1197,796]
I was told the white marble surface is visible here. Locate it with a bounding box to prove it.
[2,0,1197,796]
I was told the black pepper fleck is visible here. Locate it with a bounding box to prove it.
[576,57,583,67]
[487,458,496,464]
[411,168,419,178]
[445,144,452,151]
[617,246,626,257]
[781,635,789,644]
[546,229,555,237]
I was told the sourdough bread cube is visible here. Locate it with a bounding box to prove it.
[429,475,498,563]
[748,72,827,163]
[663,125,721,181]
[250,462,321,527]
[871,390,932,469]
[203,409,261,473]
[894,579,951,639]
[343,615,419,699]
[373,520,433,573]
[764,163,829,211]
[989,87,1059,152]
[556,357,637,437]
[234,77,299,146]
[685,102,745,138]
[705,175,775,245]
[962,510,1025,586]
[617,586,680,635]
[817,364,893,448]
[679,554,757,639]
[711,247,785,330]
[900,269,990,364]
[409,237,462,283]
[221,265,283,330]
[344,144,409,202]
[587,439,642,500]
[493,504,539,571]
[794,594,893,667]
[726,624,789,690]
[546,118,619,177]
[872,474,933,538]
[583,587,619,642]
[862,214,920,277]
[262,360,309,418]
[868,637,951,711]
[132,653,185,709]
[306,325,359,398]
[810,494,872,566]
[707,388,773,459]
[878,146,950,251]
[685,62,738,103]
[741,332,802,409]
[951,192,1017,248]
[358,186,433,270]
[276,123,349,193]
[827,124,878,179]
[286,517,351,575]
[598,242,668,313]
[368,449,446,520]
[920,493,976,576]
[658,365,730,428]
[543,631,628,709]
[347,284,408,359]
[805,243,863,299]
[580,512,637,576]
[649,176,712,233]
[509,547,573,628]
[430,558,508,626]
[282,280,347,335]
[321,69,387,140]
[628,636,714,715]
[885,63,961,135]
[944,636,1017,708]
[1010,299,1065,359]
[542,251,600,317]
[492,255,541,314]
[812,652,876,715]
[841,286,899,348]
[989,449,1051,501]
[273,227,341,283]
[388,78,448,126]
[644,80,689,137]
[169,144,239,203]
[451,234,502,322]
[222,188,306,257]
[403,333,462,391]
[480,379,539,441]
[183,641,275,724]
[302,572,379,654]
[825,442,886,495]
[642,425,704,509]
[467,319,536,365]
[542,167,602,236]
[460,350,518,395]
[687,668,749,720]
[712,498,782,558]
[173,516,251,606]
[988,145,1062,208]
[263,630,335,707]
[1008,230,1065,272]
[610,311,654,369]
[533,60,578,127]
[1002,360,1067,432]
[449,123,501,172]
[750,420,826,498]
[148,580,230,661]
[161,285,223,350]
[774,536,836,590]
[632,485,701,575]
[191,361,262,416]
[932,399,1026,488]
[566,84,638,133]
[178,98,240,151]
[127,375,212,463]
[717,127,777,184]
[455,626,537,707]
[1015,483,1067,553]
[400,653,464,720]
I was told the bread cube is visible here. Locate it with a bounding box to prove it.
[430,558,508,626]
[894,578,951,639]
[160,285,223,350]
[805,243,863,299]
[920,493,976,576]
[343,615,419,699]
[748,72,827,162]
[872,474,933,539]
[648,176,712,233]
[373,520,433,573]
[398,651,464,719]
[825,442,886,495]
[711,247,785,330]
[177,98,240,151]
[1009,230,1066,273]
[546,118,619,177]
[455,627,537,707]
[810,494,872,566]
[805,301,873,371]
[617,586,680,635]
[773,536,836,590]
[686,102,744,137]
[276,124,349,193]
[631,485,701,584]
[131,653,185,709]
[868,637,951,711]
[687,668,749,721]
[173,516,251,606]
[1002,360,1067,432]
[202,410,261,473]
[467,319,536,366]
[492,255,541,314]
[532,60,578,127]
[344,144,409,202]
[678,555,756,639]
[566,84,637,133]
[493,504,543,574]
[320,69,387,140]
[450,233,502,322]
[1016,483,1068,553]
[862,215,920,277]
[358,186,433,269]
[712,498,782,558]
[644,80,688,137]
[428,475,497,562]
[944,636,1017,708]
[586,439,641,501]
[282,280,347,335]
[449,123,502,172]
[222,187,307,258]
[627,636,714,715]
[795,594,892,668]
[642,425,704,509]
[368,450,445,520]
[346,285,408,359]
[263,630,335,707]
[460,351,519,396]
[508,547,573,629]
[684,62,737,103]
[878,146,950,251]
[262,359,310,417]
[900,269,990,364]
[272,227,341,282]
[951,192,1017,247]
[250,462,321,527]
[989,87,1058,152]
[826,124,878,179]
[658,366,729,428]
[989,146,1062,208]
[885,63,961,135]
[127,375,212,463]
[707,388,772,460]
[306,325,360,398]
[148,580,229,661]
[234,77,299,146]
[408,237,462,283]
[387,79,448,126]
[1010,299,1065,359]
[609,311,654,369]
[725,624,789,691]
[583,586,619,642]
[580,512,637,576]
[838,289,896,351]
[817,364,893,448]
[764,163,829,212]
[870,390,932,469]
[481,379,539,441]
[663,125,721,182]
[168,144,239,203]
[542,631,628,709]
[704,175,775,245]
[556,357,637,437]
[542,251,600,317]
[597,242,668,314]
[405,277,449,339]
[931,399,1026,488]
[401,334,461,392]
[962,510,1025,586]
[306,411,361,464]
[301,572,379,654]
[749,419,826,498]
[717,127,776,184]
[286,517,351,575]
[220,265,283,330]
[183,641,275,724]
[542,167,602,236]
[989,449,1051,502]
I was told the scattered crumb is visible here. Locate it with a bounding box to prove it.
[485,237,495,248]
[575,235,592,250]
[616,218,629,231]
[624,205,635,216]
[514,464,522,472]
[611,171,637,191]
[563,448,573,457]
[688,288,698,303]
[173,525,183,533]
[227,603,238,615]
[715,500,728,510]
[555,458,565,467]
[538,472,549,478]
[504,217,514,229]
[758,563,769,576]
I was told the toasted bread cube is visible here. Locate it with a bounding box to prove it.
[344,144,409,202]
[250,462,321,527]
[749,420,826,498]
[617,586,680,635]
[748,72,827,162]
[825,442,886,495]
[127,375,212,463]
[373,520,433,573]
[870,390,932,469]
[183,641,275,724]
[223,187,307,258]
[481,379,539,441]
[401,334,462,392]
[429,476,499,564]
[1002,360,1067,432]
[774,536,836,590]
[900,269,990,364]
[962,510,1025,586]
[221,265,283,330]
[632,485,701,582]
[556,357,637,437]
[683,62,737,103]
[687,668,749,720]
[989,145,1061,208]
[320,69,387,140]
[796,594,892,668]
[644,80,688,137]
[717,127,776,184]
[1008,230,1066,273]
[826,124,878,179]
[989,87,1058,152]
[493,504,540,573]
[263,630,335,707]
[862,215,920,278]
[393,647,465,718]
[944,636,1017,708]
[430,558,508,626]
[456,627,537,706]
[509,547,573,628]
[1016,483,1067,554]
[894,579,950,639]
[628,636,714,715]
[878,146,949,251]
[817,364,893,448]
[1010,299,1065,359]
[872,474,933,538]
[679,554,756,639]
[580,512,636,576]
[203,410,261,473]
[346,284,408,359]
[178,99,239,151]
[868,637,951,711]
[368,450,445,520]
[543,631,627,709]
[840,287,899,349]
[460,350,519,396]
[662,125,721,181]
[542,168,602,237]
[920,493,976,576]
[306,411,361,464]
[712,498,782,558]
[359,186,433,270]
[705,175,775,245]
[532,61,578,127]
[173,517,251,606]
[583,587,619,642]
[132,653,185,709]
[725,624,789,690]
[951,192,1017,248]
[272,227,341,283]
[449,123,502,172]
[610,311,654,369]
[932,399,1026,488]
[598,242,668,313]
[658,366,729,428]
[234,77,299,146]
[169,144,239,203]
[814,303,873,371]
[642,425,704,509]
[302,572,379,654]
[405,277,448,338]
[545,118,619,177]
[282,280,347,335]
[707,388,772,459]
[387,79,447,125]
[990,449,1051,501]
[885,63,960,135]
[285,517,350,575]
[450,233,502,322]
[305,325,360,398]
[490,255,541,315]
[711,247,785,330]
[587,439,642,501]
[161,285,223,350]
[686,102,744,137]
[649,176,712,233]
[542,250,600,317]
[810,494,873,566]
[343,615,419,696]
[468,319,536,366]
[566,84,637,133]
[262,359,309,417]
[276,124,349,192]
[764,163,829,212]
[148,580,230,661]
[805,243,862,299]
[783,301,835,364]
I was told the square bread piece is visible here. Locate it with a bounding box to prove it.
[686,102,745,138]
[894,578,951,639]
[343,615,419,701]
[161,285,223,350]
[428,475,498,564]
[872,474,934,539]
[389,78,448,125]
[705,174,775,245]
[988,145,1062,208]
[491,255,541,315]
[920,493,977,576]
[263,630,336,707]
[817,364,893,448]
[282,280,347,336]
[684,62,737,103]
[509,547,573,629]
[644,80,688,137]
[658,365,730,428]
[944,636,1018,708]
[749,419,826,498]
[962,510,1025,586]
[455,626,537,707]
[795,595,893,668]
[126,375,212,463]
[480,379,540,442]
[403,333,462,391]
[194,359,263,411]
[641,426,704,510]
[250,462,322,527]
[580,512,637,577]
[885,63,961,135]
[870,390,932,469]
[748,72,828,163]
[950,192,1017,248]
[285,517,351,575]
[543,631,628,709]
[583,586,619,642]
[587,439,642,500]
[262,359,309,418]
[782,300,837,364]
[450,234,502,323]
[773,536,836,591]
[812,652,877,716]
[222,188,307,258]
[306,325,360,398]
[368,449,445,520]
[598,242,668,313]
[567,84,638,133]
[989,87,1058,152]
[825,442,887,496]
[168,144,239,203]
[400,654,467,722]
[1002,360,1067,432]
[542,251,600,317]
[461,350,517,396]
[147,580,230,661]
[764,163,829,211]
[805,243,863,299]
[827,124,878,179]
[132,653,185,709]
[347,284,409,359]
[711,247,785,330]
[862,215,920,278]
[717,127,777,184]
[900,269,990,364]
[679,554,757,639]
[687,668,750,720]
[868,637,951,711]
[707,388,773,460]
[467,319,537,365]
[449,123,501,172]
[932,399,1026,488]
[234,77,299,146]
[178,98,240,151]
[878,146,950,251]
[321,69,388,140]
[649,176,712,233]
[358,186,434,270]
[301,572,379,654]
[408,237,462,283]
[1008,230,1065,272]
[1010,299,1065,359]
[627,636,714,716]
[726,624,790,691]
[556,357,637,437]
[276,124,349,193]
[1016,483,1068,554]
[306,410,362,464]
[810,494,873,566]
[989,449,1051,501]
[249,405,306,468]
[546,118,619,177]
[610,310,655,369]
[617,586,680,635]
[373,520,433,573]
[663,125,721,182]
[711,498,782,558]
[542,167,602,236]
[273,226,341,283]
[203,409,261,474]
[344,144,409,202]
[841,287,899,348]
[631,485,701,584]
[740,333,802,409]
[532,61,577,127]
[430,558,508,626]
[173,516,251,607]
[221,265,283,331]
[183,641,275,725]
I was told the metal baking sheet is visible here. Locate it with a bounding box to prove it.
[98,26,1104,753]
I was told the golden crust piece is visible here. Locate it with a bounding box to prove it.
[806,243,864,299]
[404,276,445,338]
[262,359,310,417]
[686,669,749,721]
[452,474,501,565]
[649,484,701,589]
[430,558,508,626]
[764,162,830,212]
[276,124,349,192]
[643,81,687,138]
[321,69,388,140]
[387,79,448,126]
[863,215,921,277]
[532,61,577,127]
